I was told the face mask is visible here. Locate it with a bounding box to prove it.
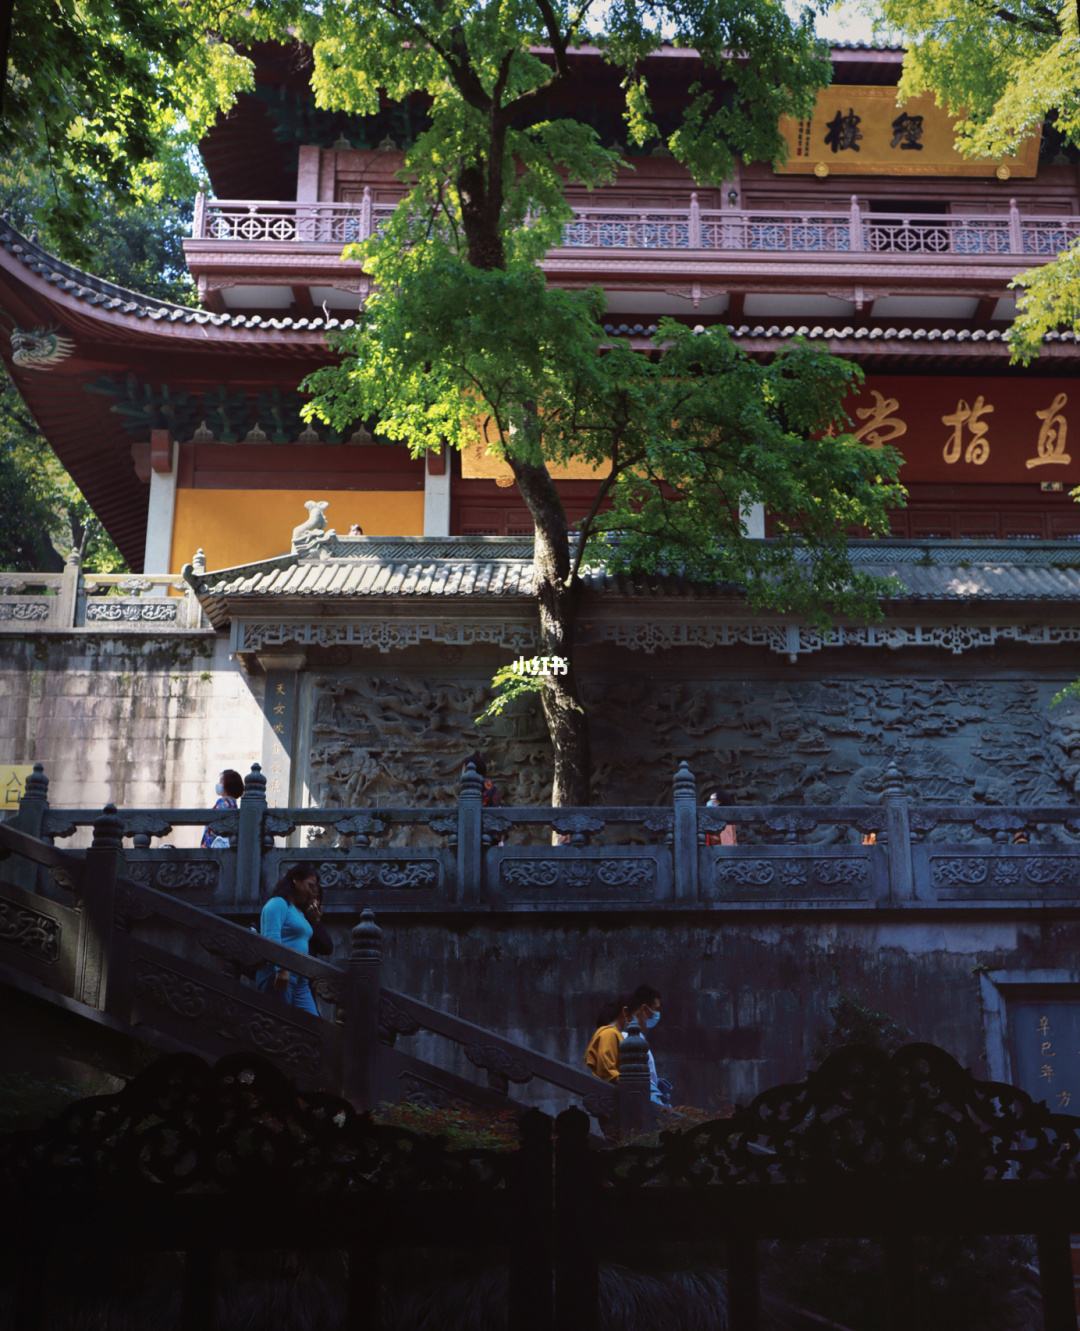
[215,781,224,796]
[706,797,719,807]
[645,1010,661,1030]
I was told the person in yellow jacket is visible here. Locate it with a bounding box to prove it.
[584,999,629,1082]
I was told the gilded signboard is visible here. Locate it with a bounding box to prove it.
[850,377,1078,484]
[778,86,1040,178]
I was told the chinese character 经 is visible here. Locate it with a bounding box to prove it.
[1025,392,1070,469]
[853,390,908,449]
[942,395,994,466]
[824,109,863,154]
[890,113,925,151]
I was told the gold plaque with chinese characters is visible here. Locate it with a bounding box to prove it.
[778,86,1040,178]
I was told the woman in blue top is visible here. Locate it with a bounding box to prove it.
[257,862,321,1015]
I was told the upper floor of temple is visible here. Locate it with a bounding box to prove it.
[185,42,1080,328]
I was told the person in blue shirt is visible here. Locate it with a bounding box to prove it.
[256,862,322,1015]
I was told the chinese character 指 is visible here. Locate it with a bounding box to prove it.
[853,390,908,449]
[942,395,994,466]
[824,109,862,154]
[1025,392,1070,469]
[890,113,925,151]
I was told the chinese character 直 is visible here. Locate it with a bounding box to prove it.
[890,113,925,151]
[1026,392,1070,469]
[824,109,863,154]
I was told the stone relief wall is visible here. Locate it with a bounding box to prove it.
[307,671,1080,810]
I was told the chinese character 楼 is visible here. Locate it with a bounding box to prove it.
[824,109,863,154]
[853,390,908,449]
[890,113,925,151]
[942,395,994,466]
[1025,392,1070,469]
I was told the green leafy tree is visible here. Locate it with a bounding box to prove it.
[0,0,273,260]
[297,0,905,802]
[873,0,1080,363]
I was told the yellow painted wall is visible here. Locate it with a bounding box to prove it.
[169,488,424,572]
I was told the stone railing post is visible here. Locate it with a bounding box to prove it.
[882,760,916,904]
[193,190,206,240]
[359,186,373,239]
[78,804,124,1011]
[688,191,702,248]
[8,763,49,892]
[235,763,266,909]
[849,194,864,252]
[672,761,699,902]
[342,907,383,1109]
[457,760,483,904]
[617,1021,655,1138]
[57,547,81,628]
[1008,197,1023,253]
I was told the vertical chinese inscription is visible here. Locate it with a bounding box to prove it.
[261,672,298,806]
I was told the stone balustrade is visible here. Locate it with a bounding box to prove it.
[0,552,206,634]
[11,759,1080,913]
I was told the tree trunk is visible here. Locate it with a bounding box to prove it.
[458,184,592,804]
[509,456,592,806]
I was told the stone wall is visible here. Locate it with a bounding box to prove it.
[0,635,264,836]
[362,912,1080,1114]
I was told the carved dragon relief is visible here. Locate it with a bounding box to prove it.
[305,675,1080,837]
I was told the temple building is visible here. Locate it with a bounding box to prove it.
[4,40,1080,1116]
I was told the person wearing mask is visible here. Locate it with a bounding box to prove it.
[256,862,322,1015]
[585,998,629,1083]
[626,983,673,1107]
[201,768,244,848]
[704,787,737,847]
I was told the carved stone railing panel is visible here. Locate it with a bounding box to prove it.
[492,847,667,905]
[702,847,880,904]
[130,941,335,1080]
[918,846,1080,900]
[0,880,80,993]
[123,854,226,899]
[265,848,451,900]
[378,986,617,1127]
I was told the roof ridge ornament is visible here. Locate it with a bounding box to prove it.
[291,499,330,554]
